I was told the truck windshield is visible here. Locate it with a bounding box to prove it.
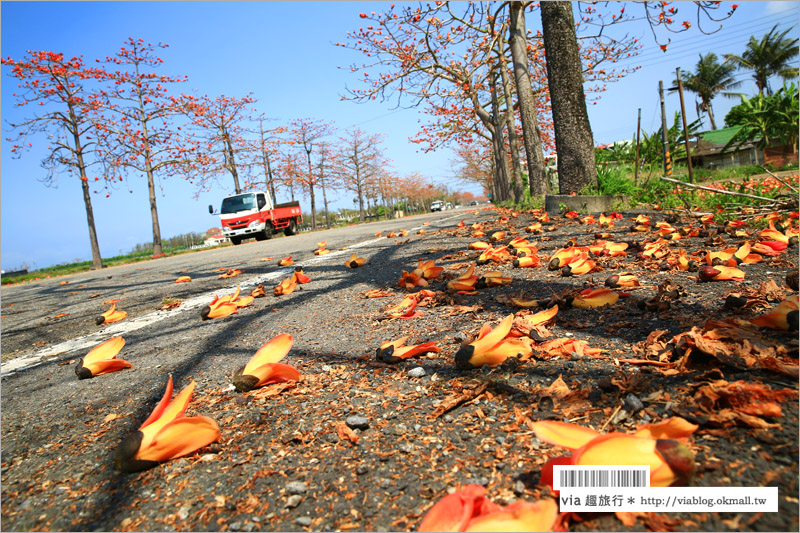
[220,194,256,214]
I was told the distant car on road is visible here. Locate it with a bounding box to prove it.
[431,200,444,211]
[445,202,453,210]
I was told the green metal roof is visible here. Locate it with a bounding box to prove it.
[697,126,743,145]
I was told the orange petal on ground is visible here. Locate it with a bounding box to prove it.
[527,305,558,326]
[418,485,493,533]
[470,314,514,355]
[207,302,238,318]
[294,270,311,284]
[572,288,619,308]
[175,276,191,283]
[251,362,301,387]
[84,358,133,376]
[273,277,297,296]
[83,337,125,365]
[573,434,677,487]
[244,334,294,375]
[531,420,601,450]
[750,295,799,330]
[135,416,220,463]
[394,341,440,359]
[634,417,699,440]
[464,499,558,533]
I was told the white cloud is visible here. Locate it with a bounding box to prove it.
[763,1,792,15]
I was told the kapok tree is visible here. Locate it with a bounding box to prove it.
[94,38,199,257]
[2,51,108,269]
[188,92,257,195]
[335,127,387,222]
[287,118,333,231]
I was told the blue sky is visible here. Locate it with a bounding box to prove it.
[1,1,797,271]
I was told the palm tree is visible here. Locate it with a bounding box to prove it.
[724,24,799,96]
[675,53,741,130]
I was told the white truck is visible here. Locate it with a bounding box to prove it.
[209,191,302,245]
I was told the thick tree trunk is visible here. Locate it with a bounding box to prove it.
[540,1,597,194]
[509,1,548,196]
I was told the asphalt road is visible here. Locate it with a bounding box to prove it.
[0,208,481,374]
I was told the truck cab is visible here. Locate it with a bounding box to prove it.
[210,191,301,245]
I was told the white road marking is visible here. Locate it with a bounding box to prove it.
[1,213,471,377]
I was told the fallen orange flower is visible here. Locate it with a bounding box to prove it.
[490,230,506,242]
[75,337,132,379]
[232,334,301,392]
[455,314,532,368]
[114,376,220,472]
[698,265,745,282]
[293,267,311,284]
[398,270,428,289]
[752,240,787,256]
[564,211,579,219]
[447,264,479,292]
[700,214,714,224]
[513,255,541,268]
[525,222,543,234]
[418,484,558,532]
[273,276,298,296]
[604,273,640,288]
[476,271,512,288]
[385,295,423,319]
[278,256,294,266]
[96,302,127,325]
[469,241,491,250]
[561,253,596,276]
[175,276,191,283]
[314,247,329,256]
[316,241,327,248]
[218,268,243,279]
[478,245,511,264]
[750,294,799,331]
[572,287,619,308]
[534,417,698,491]
[346,253,366,268]
[526,305,558,327]
[418,259,444,280]
[457,220,465,227]
[376,336,440,363]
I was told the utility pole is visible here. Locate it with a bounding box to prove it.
[635,108,642,186]
[658,81,672,178]
[675,68,695,184]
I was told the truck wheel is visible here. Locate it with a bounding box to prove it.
[284,219,298,236]
[230,236,242,245]
[263,222,274,240]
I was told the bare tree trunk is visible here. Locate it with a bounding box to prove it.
[224,133,242,194]
[489,73,511,202]
[320,172,331,228]
[541,1,597,194]
[497,32,524,203]
[305,150,317,230]
[145,163,164,257]
[69,109,104,269]
[509,1,548,196]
